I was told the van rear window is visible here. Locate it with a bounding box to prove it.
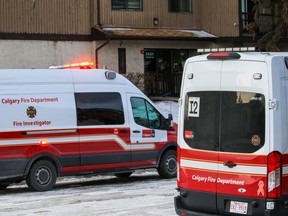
[75,92,124,126]
[184,91,265,153]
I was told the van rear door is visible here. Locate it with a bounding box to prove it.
[179,60,222,213]
[216,60,268,215]
[180,59,268,215]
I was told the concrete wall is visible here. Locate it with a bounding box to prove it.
[0,40,94,69]
[96,40,216,73]
[0,39,263,71]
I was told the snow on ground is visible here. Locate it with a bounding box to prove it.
[0,101,179,216]
[1,171,178,216]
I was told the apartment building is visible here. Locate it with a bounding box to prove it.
[0,0,277,96]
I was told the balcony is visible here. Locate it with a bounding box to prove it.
[144,72,182,97]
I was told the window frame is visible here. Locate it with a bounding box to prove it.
[112,0,143,11]
[75,92,125,126]
[130,97,167,130]
[183,91,265,153]
[168,0,192,13]
[118,48,126,74]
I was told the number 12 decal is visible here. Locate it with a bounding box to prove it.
[188,97,200,117]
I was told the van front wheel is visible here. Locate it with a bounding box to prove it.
[157,150,177,178]
[26,160,57,192]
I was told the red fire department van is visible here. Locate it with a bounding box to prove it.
[0,63,177,191]
[175,51,288,215]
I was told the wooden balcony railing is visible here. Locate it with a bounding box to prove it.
[144,72,182,97]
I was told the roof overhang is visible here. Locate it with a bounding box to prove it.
[91,27,217,41]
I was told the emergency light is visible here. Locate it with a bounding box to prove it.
[197,47,256,53]
[40,140,48,145]
[207,52,241,60]
[49,61,93,69]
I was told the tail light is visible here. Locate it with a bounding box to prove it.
[180,212,187,216]
[207,52,241,60]
[267,151,282,198]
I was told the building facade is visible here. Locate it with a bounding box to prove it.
[0,0,280,96]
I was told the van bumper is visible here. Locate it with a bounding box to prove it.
[175,188,288,216]
[175,195,220,216]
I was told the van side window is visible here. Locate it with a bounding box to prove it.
[184,91,265,153]
[75,92,124,126]
[131,97,162,129]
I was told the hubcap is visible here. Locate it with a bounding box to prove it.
[165,156,177,173]
[36,167,51,185]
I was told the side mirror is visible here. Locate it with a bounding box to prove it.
[168,114,174,128]
[162,114,174,130]
[168,114,173,121]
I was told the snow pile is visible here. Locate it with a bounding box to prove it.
[155,101,179,123]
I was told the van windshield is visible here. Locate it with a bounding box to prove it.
[183,91,265,153]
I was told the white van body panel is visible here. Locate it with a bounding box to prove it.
[0,69,178,191]
[175,52,288,216]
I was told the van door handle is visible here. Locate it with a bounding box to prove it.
[223,161,237,168]
[132,130,141,133]
[119,129,128,133]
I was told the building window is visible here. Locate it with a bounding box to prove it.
[118,48,126,74]
[240,0,273,35]
[169,0,192,13]
[112,0,143,10]
[241,0,255,28]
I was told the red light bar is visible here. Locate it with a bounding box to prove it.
[49,61,94,69]
[207,52,240,60]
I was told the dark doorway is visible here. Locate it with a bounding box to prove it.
[144,49,197,96]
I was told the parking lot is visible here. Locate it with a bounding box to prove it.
[0,170,177,216]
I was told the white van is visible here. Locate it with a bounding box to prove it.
[0,68,177,191]
[175,52,288,216]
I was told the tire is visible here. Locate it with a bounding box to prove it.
[26,160,57,192]
[114,171,133,178]
[157,149,177,178]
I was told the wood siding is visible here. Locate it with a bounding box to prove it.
[0,0,240,37]
[97,0,202,29]
[201,0,240,37]
[0,0,91,35]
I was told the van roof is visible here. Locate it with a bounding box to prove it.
[0,69,128,86]
[187,52,288,63]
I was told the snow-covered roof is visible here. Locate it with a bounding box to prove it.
[92,27,217,40]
